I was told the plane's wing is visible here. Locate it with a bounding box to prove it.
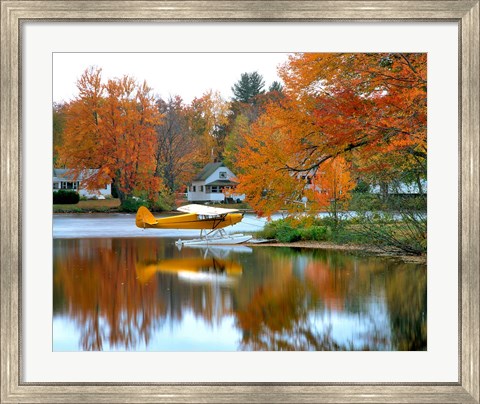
[177,204,239,215]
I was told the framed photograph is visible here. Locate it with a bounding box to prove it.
[1,1,478,403]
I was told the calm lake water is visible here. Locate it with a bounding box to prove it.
[53,214,426,351]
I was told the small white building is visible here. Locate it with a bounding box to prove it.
[370,180,427,195]
[53,168,112,198]
[187,162,245,203]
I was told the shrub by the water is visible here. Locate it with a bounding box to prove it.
[258,216,360,244]
[259,218,326,242]
[276,226,301,242]
[299,225,328,241]
[258,220,283,240]
[53,190,80,204]
[151,193,174,212]
[120,197,149,213]
[258,219,293,240]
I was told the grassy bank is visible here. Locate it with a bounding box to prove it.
[256,215,426,256]
[53,198,121,213]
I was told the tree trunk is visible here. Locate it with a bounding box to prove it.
[112,177,127,204]
[380,182,389,202]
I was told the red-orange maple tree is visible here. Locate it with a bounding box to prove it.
[278,53,427,174]
[235,53,426,216]
[308,156,356,219]
[57,67,163,201]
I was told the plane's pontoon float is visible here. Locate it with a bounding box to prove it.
[135,204,252,246]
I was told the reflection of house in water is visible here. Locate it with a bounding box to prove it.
[151,263,241,326]
[136,247,251,327]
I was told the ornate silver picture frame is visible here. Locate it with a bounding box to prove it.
[1,1,478,402]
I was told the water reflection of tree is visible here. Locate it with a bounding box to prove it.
[54,239,242,350]
[236,277,341,350]
[54,239,426,351]
[54,238,168,350]
[385,266,427,350]
[236,248,356,350]
[236,248,426,351]
[236,276,391,351]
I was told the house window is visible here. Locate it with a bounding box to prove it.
[193,185,196,192]
[219,171,227,179]
[53,182,59,190]
[211,186,220,193]
[206,186,211,193]
[61,181,73,190]
[200,186,204,192]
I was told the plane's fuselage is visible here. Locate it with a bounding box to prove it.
[136,210,243,230]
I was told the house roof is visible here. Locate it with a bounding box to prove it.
[205,180,238,186]
[193,162,225,181]
[207,180,238,186]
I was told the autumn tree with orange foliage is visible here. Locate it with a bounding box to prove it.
[57,67,163,203]
[223,89,285,169]
[188,90,231,162]
[235,53,426,216]
[279,53,427,182]
[308,156,356,221]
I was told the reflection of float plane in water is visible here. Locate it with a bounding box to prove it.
[135,257,242,284]
[135,204,252,246]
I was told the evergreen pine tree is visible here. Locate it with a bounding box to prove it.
[231,71,265,103]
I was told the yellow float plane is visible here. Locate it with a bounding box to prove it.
[135,204,252,246]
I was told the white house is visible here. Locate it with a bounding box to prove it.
[53,168,112,198]
[187,162,245,203]
[370,179,427,195]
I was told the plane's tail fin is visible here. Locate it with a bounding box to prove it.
[136,206,158,228]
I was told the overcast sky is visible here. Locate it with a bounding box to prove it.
[53,53,291,104]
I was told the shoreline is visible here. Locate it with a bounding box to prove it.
[53,211,426,264]
[246,240,427,264]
